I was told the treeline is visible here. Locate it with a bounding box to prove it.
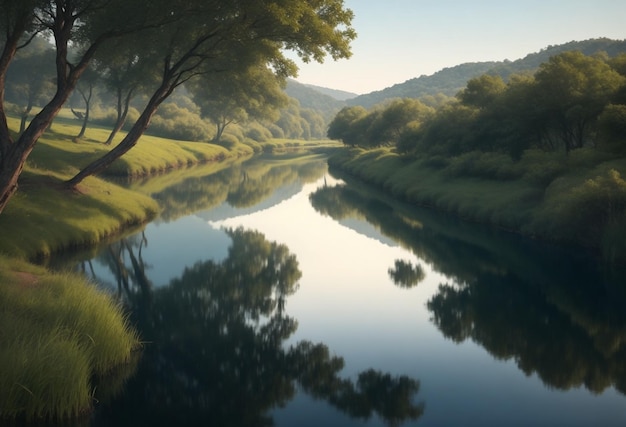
[5,37,329,147]
[326,50,626,258]
[329,51,626,158]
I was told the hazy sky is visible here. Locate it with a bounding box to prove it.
[289,0,626,94]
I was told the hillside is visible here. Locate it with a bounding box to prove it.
[301,83,358,101]
[346,38,626,108]
[285,79,347,120]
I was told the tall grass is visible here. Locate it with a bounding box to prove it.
[0,256,139,421]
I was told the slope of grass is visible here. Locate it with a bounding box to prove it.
[0,256,139,421]
[329,147,626,260]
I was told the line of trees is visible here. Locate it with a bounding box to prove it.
[0,0,356,214]
[328,51,626,159]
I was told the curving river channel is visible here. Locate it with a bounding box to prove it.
[51,153,626,427]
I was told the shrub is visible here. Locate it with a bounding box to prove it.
[245,123,272,142]
[538,169,626,248]
[444,151,522,180]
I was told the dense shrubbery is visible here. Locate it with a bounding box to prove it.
[329,51,626,161]
[327,51,626,258]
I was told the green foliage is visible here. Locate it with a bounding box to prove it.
[348,38,626,109]
[245,122,272,142]
[537,169,626,248]
[149,102,212,142]
[444,151,522,180]
[457,74,506,108]
[597,104,626,154]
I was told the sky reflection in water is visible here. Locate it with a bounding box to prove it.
[77,158,626,427]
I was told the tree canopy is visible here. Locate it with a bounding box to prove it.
[0,0,356,213]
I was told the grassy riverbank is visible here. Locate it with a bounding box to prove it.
[329,147,626,262]
[0,115,338,421]
[0,255,139,421]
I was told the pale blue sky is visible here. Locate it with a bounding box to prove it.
[290,0,626,94]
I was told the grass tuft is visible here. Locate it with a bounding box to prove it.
[0,256,139,421]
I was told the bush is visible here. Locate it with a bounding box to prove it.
[538,169,626,248]
[444,151,522,180]
[245,123,272,142]
[149,103,211,141]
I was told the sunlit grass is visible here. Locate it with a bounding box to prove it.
[329,146,626,256]
[0,255,139,421]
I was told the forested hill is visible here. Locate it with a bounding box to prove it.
[285,79,348,119]
[347,38,626,108]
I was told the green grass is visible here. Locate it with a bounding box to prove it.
[329,147,626,259]
[0,256,139,421]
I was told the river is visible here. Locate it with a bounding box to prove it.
[52,154,626,426]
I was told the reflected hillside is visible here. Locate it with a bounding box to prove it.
[310,171,626,395]
[90,228,424,427]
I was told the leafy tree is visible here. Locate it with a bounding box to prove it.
[0,0,355,214]
[368,98,434,145]
[597,104,626,154]
[457,74,506,108]
[0,0,180,213]
[94,40,158,145]
[65,0,356,187]
[532,51,625,152]
[190,64,288,143]
[275,99,306,139]
[327,105,368,145]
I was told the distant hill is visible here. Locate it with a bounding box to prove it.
[285,79,347,119]
[347,38,626,108]
[301,83,358,101]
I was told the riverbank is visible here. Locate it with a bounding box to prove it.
[0,115,338,260]
[328,147,626,263]
[0,116,339,421]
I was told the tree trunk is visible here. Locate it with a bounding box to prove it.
[76,85,93,139]
[105,87,133,145]
[66,84,171,187]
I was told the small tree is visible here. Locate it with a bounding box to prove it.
[190,64,288,143]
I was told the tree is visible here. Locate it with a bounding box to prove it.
[327,105,368,145]
[71,65,100,140]
[533,51,625,152]
[457,74,506,108]
[368,98,434,145]
[65,0,356,187]
[4,36,55,133]
[190,63,288,143]
[0,0,180,213]
[95,40,157,145]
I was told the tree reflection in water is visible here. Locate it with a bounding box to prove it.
[90,228,423,426]
[310,170,626,397]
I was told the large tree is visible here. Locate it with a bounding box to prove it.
[65,0,355,187]
[0,0,177,213]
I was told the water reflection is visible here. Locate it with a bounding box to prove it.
[310,169,626,396]
[137,154,329,221]
[89,228,423,426]
[388,259,425,289]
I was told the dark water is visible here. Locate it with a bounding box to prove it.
[54,155,626,426]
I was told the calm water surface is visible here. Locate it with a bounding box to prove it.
[56,155,626,426]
